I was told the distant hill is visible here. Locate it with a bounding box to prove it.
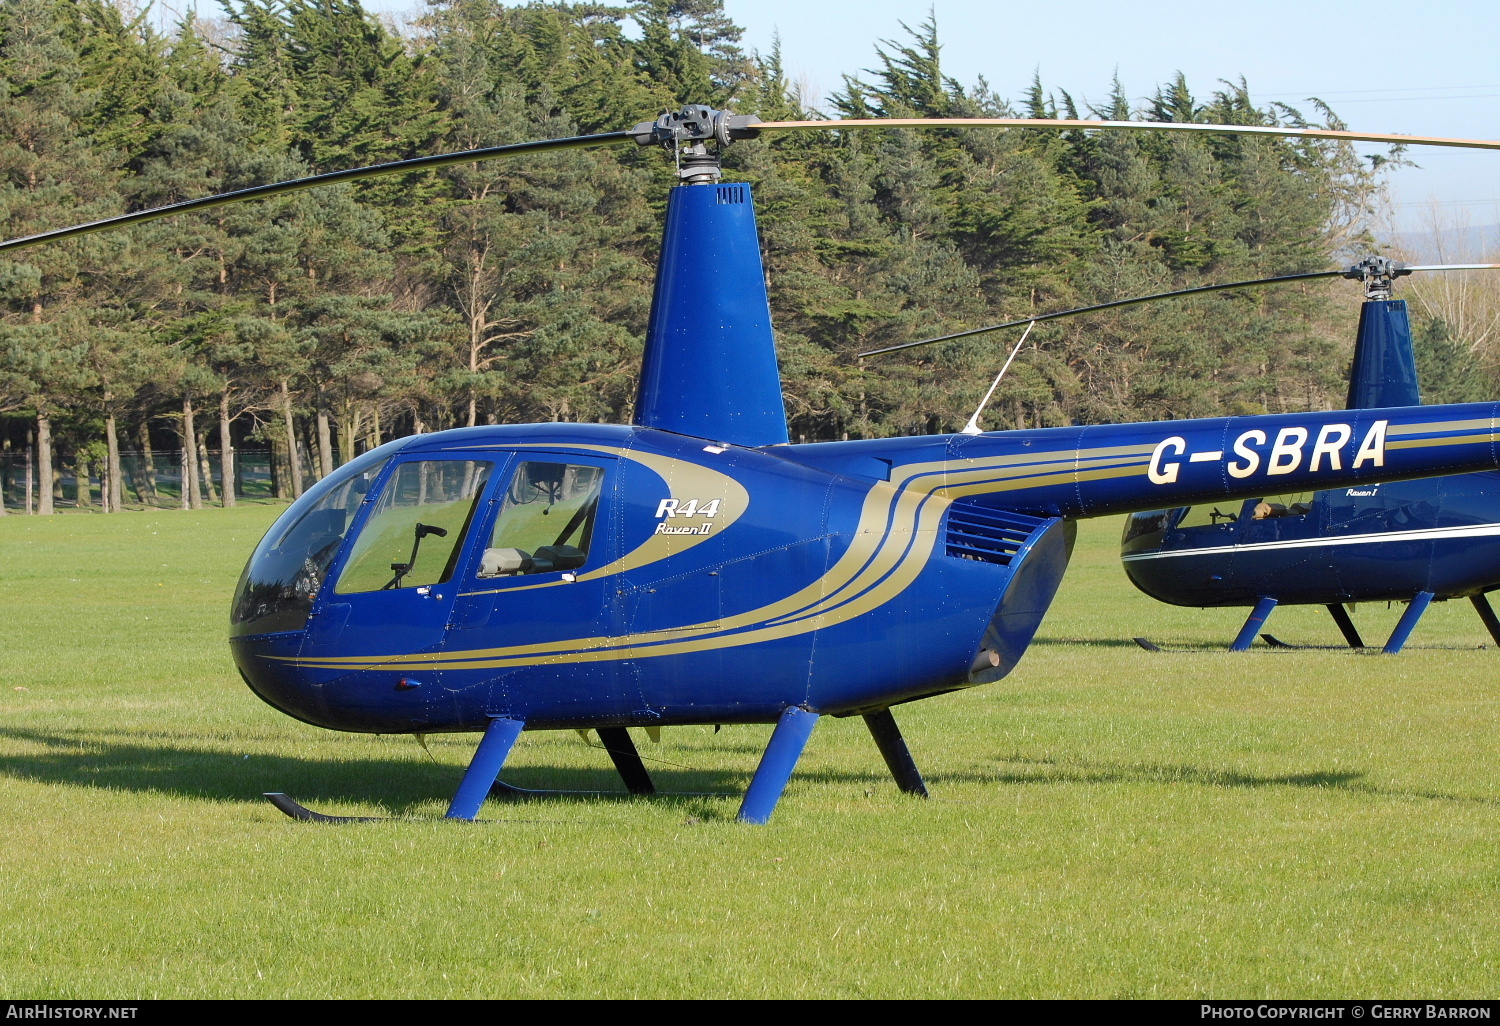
[1384,222,1500,260]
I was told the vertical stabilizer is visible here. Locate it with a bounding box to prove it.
[634,182,789,446]
[1345,299,1421,409]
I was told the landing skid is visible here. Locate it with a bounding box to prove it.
[1259,634,1349,650]
[487,780,731,800]
[263,792,392,823]
[263,708,930,825]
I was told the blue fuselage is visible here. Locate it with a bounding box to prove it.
[231,403,1500,733]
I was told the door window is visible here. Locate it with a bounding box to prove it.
[335,460,493,594]
[478,461,604,578]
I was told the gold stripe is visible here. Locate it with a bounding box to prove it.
[890,440,1156,487]
[1387,417,1498,437]
[1386,433,1500,451]
[284,439,1122,672]
[458,446,750,596]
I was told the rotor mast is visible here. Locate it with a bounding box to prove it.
[628,107,790,448]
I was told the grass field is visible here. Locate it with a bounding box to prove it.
[2,503,1498,998]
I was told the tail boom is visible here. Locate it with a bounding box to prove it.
[784,403,1500,520]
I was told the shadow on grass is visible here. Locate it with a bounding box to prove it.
[0,726,920,821]
[0,726,762,820]
[7,727,1491,821]
[967,753,1500,806]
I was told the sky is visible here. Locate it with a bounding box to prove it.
[214,0,1500,240]
[718,0,1500,240]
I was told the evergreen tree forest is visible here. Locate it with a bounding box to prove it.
[0,0,1453,512]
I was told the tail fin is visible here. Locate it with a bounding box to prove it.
[1346,299,1420,409]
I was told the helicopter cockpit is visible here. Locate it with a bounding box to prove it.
[230,442,613,640]
[229,442,400,637]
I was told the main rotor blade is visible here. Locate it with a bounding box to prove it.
[861,263,1500,358]
[0,131,629,256]
[858,271,1342,358]
[759,117,1500,153]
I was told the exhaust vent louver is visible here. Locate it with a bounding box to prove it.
[716,184,746,204]
[944,502,1047,566]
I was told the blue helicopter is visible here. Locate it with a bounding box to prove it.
[9,108,1500,824]
[1116,258,1500,654]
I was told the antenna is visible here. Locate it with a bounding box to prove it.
[960,321,1036,436]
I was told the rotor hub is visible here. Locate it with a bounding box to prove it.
[629,105,763,185]
[1343,256,1412,301]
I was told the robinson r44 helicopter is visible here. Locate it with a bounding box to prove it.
[1117,258,1500,653]
[9,107,1500,824]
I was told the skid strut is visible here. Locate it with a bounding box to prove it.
[1472,593,1500,647]
[737,707,819,825]
[1232,596,1278,651]
[1383,591,1433,654]
[1326,603,1365,649]
[446,717,526,819]
[596,726,656,795]
[863,709,929,797]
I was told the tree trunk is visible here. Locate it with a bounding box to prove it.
[36,414,53,515]
[270,433,288,499]
[339,408,361,464]
[219,394,236,508]
[76,457,91,509]
[26,444,34,515]
[197,428,219,505]
[136,421,160,504]
[315,391,334,478]
[182,397,202,509]
[178,439,191,510]
[370,406,381,449]
[280,380,304,498]
[105,413,122,512]
[302,418,319,483]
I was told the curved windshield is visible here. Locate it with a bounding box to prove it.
[1121,508,1172,553]
[230,441,404,636]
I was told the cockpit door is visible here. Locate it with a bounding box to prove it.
[296,455,502,685]
[443,453,625,722]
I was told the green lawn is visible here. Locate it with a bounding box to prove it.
[2,503,1498,998]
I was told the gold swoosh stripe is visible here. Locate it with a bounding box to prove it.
[1387,417,1498,437]
[457,444,750,596]
[1386,432,1500,451]
[283,442,1124,671]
